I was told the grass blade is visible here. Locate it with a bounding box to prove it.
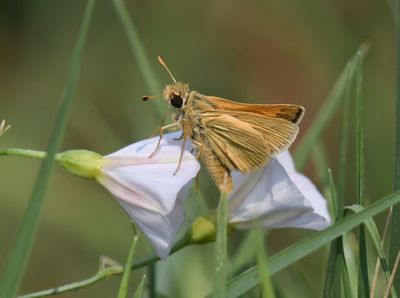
[323,171,342,297]
[355,52,369,298]
[132,275,146,298]
[384,251,400,298]
[256,231,275,298]
[111,0,164,117]
[338,83,351,200]
[117,229,139,298]
[222,190,400,298]
[213,191,229,298]
[346,205,396,298]
[389,0,400,292]
[294,44,368,170]
[0,1,95,296]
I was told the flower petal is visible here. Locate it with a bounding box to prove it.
[116,185,188,259]
[100,137,200,214]
[228,152,331,230]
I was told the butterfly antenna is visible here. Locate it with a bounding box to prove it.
[142,94,163,101]
[158,56,177,83]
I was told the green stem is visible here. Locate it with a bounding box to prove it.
[0,148,47,159]
[18,267,124,298]
[18,232,193,298]
[0,1,95,296]
[213,190,229,298]
[117,232,139,298]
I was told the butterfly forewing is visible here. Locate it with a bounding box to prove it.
[205,96,305,124]
[202,114,268,173]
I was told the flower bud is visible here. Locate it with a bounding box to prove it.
[56,149,104,179]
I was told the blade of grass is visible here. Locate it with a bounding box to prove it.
[222,190,400,298]
[371,207,392,296]
[384,250,400,298]
[323,73,352,298]
[111,0,164,117]
[133,275,146,298]
[355,51,369,298]
[312,143,330,193]
[346,205,396,298]
[213,190,229,298]
[338,84,351,200]
[336,72,352,298]
[0,1,95,297]
[256,231,275,298]
[294,44,369,170]
[147,264,155,298]
[229,230,259,276]
[389,0,400,292]
[117,229,139,298]
[323,171,342,297]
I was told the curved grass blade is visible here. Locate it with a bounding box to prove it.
[345,205,396,298]
[222,190,400,298]
[294,44,369,170]
[133,275,146,298]
[0,1,95,297]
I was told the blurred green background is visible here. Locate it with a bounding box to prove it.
[0,0,396,297]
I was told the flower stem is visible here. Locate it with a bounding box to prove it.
[18,232,195,298]
[0,148,47,159]
[117,231,139,298]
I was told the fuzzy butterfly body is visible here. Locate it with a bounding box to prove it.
[143,58,304,193]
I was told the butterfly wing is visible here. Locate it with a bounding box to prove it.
[205,96,305,124]
[201,114,269,173]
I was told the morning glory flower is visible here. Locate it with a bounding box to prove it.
[57,134,200,259]
[186,151,331,245]
[228,151,331,230]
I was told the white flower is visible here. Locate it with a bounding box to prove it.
[96,134,200,259]
[228,151,331,230]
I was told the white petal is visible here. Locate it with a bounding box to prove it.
[229,153,331,230]
[116,186,188,259]
[101,140,200,214]
[96,136,200,259]
[276,151,331,224]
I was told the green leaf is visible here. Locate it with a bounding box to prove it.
[222,190,400,298]
[294,44,368,170]
[0,1,95,297]
[213,191,229,298]
[118,229,139,298]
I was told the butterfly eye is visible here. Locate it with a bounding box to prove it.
[170,94,183,108]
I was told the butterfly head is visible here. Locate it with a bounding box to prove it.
[163,82,189,110]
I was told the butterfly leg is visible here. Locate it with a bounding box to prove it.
[192,140,203,160]
[149,122,180,158]
[148,112,168,138]
[173,137,188,175]
[173,131,184,141]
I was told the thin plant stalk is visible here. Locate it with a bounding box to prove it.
[0,1,95,297]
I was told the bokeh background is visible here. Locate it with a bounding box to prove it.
[0,0,396,297]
